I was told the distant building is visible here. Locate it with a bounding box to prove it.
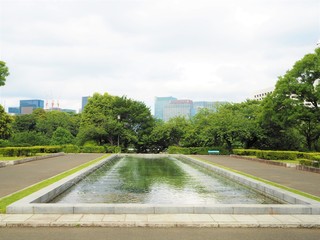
[154,96,177,120]
[192,101,227,116]
[82,96,90,112]
[8,107,20,115]
[163,99,193,122]
[253,87,274,101]
[20,99,44,114]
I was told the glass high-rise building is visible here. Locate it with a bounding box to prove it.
[82,96,90,112]
[154,96,177,120]
[163,99,193,122]
[20,99,44,114]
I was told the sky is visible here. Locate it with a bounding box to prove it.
[0,0,319,114]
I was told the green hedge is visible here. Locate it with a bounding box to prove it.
[233,149,320,162]
[232,149,261,156]
[80,145,105,153]
[0,146,63,157]
[256,150,300,160]
[299,159,320,168]
[167,146,228,155]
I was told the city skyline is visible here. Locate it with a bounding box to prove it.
[0,0,319,113]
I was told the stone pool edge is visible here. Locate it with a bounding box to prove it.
[6,154,320,215]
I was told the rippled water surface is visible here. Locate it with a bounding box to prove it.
[51,156,280,204]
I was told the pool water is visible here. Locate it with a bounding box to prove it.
[50,156,281,204]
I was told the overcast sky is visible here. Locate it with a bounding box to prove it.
[0,0,319,113]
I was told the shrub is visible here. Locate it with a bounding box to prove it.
[80,145,105,153]
[62,144,80,153]
[299,159,320,168]
[256,150,299,160]
[167,146,228,155]
[232,149,261,156]
[0,146,63,157]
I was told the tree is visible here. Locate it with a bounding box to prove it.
[0,61,9,87]
[0,104,12,139]
[77,93,155,152]
[50,127,75,145]
[264,47,320,150]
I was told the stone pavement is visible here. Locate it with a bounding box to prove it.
[0,214,319,228]
[196,155,320,197]
[1,154,320,229]
[0,153,105,198]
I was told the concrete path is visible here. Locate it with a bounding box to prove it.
[196,155,320,197]
[1,227,319,240]
[0,153,105,198]
[0,213,319,228]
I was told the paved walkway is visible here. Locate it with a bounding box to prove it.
[0,153,105,198]
[196,155,320,197]
[0,213,319,228]
[0,153,319,231]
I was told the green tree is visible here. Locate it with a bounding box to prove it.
[78,93,154,152]
[0,104,12,139]
[50,127,75,145]
[264,47,320,150]
[0,61,9,87]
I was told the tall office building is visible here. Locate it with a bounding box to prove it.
[192,101,227,116]
[20,99,44,114]
[163,99,193,122]
[81,96,90,112]
[154,96,177,120]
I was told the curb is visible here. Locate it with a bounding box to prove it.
[0,153,65,168]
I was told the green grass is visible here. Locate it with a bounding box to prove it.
[0,157,26,161]
[0,154,110,213]
[193,156,320,202]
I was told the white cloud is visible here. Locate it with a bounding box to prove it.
[0,0,319,113]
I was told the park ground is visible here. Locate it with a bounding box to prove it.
[0,153,319,240]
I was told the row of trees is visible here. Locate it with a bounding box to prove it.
[0,48,319,152]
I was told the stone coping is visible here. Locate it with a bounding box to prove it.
[7,154,320,215]
[0,214,320,228]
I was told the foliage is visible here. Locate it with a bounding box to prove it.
[262,48,320,151]
[0,105,12,139]
[0,146,63,157]
[62,144,80,153]
[167,146,228,155]
[77,93,154,152]
[50,127,75,145]
[0,61,9,87]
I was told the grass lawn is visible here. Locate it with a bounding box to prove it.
[0,154,110,213]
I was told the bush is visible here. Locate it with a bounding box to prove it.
[167,146,228,155]
[80,145,105,153]
[299,159,320,168]
[232,149,261,156]
[105,145,122,153]
[256,150,299,160]
[0,146,63,157]
[62,144,80,153]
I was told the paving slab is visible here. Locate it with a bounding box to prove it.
[0,214,319,228]
[0,153,105,198]
[196,155,320,197]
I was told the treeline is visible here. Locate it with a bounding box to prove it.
[0,47,319,153]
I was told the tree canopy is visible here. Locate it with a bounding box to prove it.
[0,61,9,87]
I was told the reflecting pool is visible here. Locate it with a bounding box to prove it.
[51,156,280,204]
